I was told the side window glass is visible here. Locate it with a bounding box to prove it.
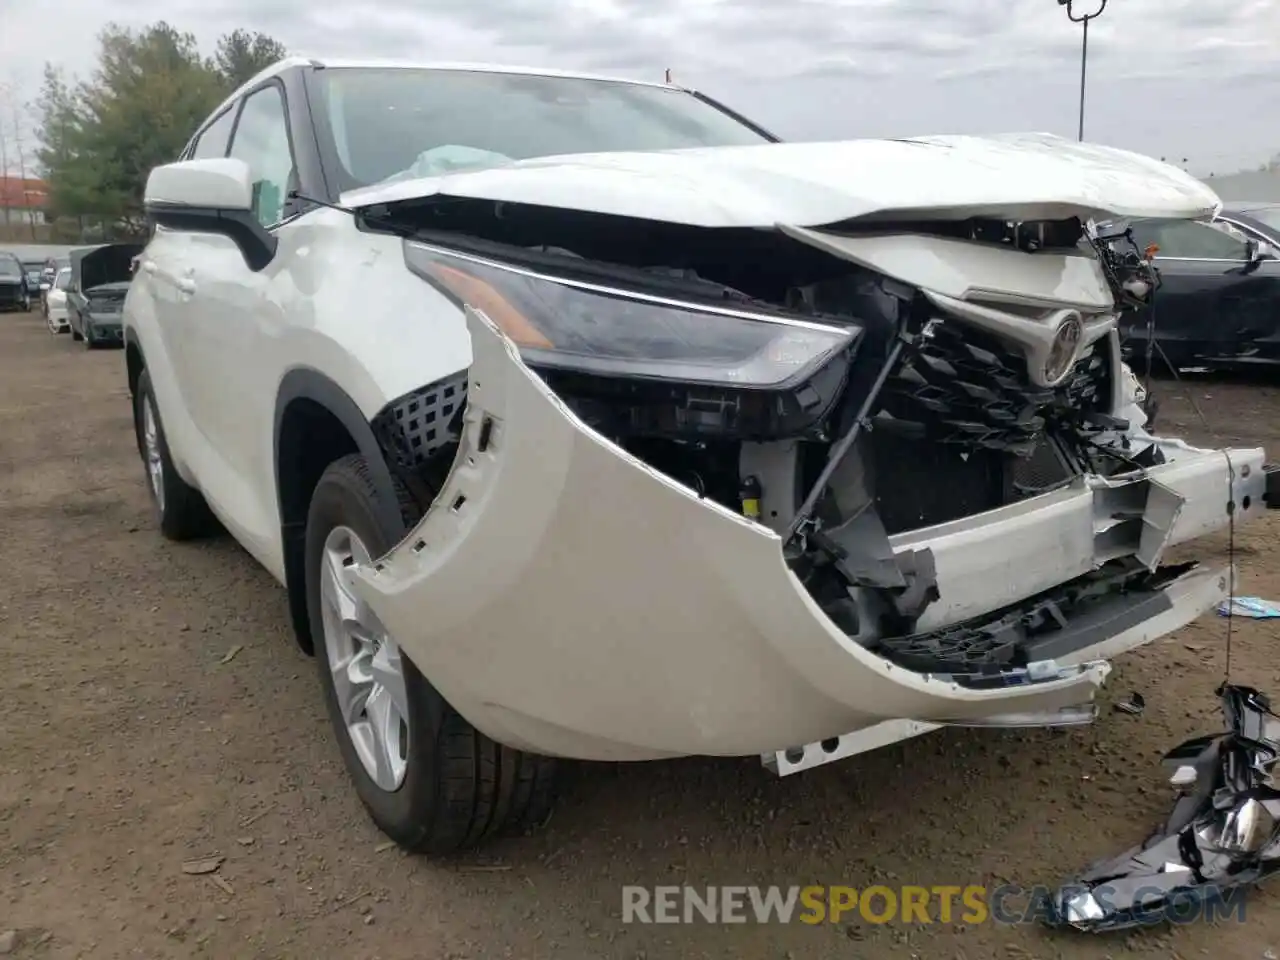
[190,106,238,160]
[227,85,296,227]
[1125,219,1160,253]
[1147,220,1250,260]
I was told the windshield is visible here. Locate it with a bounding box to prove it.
[314,68,772,190]
[0,258,20,278]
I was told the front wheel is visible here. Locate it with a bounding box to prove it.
[305,454,557,854]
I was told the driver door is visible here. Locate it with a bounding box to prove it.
[167,81,300,559]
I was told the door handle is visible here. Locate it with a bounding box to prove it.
[178,278,196,295]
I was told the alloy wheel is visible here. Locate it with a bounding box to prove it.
[319,525,410,792]
[142,397,165,512]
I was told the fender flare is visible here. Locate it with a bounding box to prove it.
[124,326,144,380]
[274,368,402,651]
[273,368,401,533]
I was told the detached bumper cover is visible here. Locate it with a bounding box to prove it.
[351,309,1264,762]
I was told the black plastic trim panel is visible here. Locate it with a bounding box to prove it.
[1265,463,1280,508]
[873,560,1191,673]
[370,374,469,471]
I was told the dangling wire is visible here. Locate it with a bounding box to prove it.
[1146,336,1238,684]
[1225,455,1237,682]
[1103,226,1239,682]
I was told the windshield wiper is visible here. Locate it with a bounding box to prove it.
[286,190,417,239]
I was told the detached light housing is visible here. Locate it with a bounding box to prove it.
[404,241,860,440]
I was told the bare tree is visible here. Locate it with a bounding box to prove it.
[0,80,40,239]
[0,85,10,230]
[9,104,36,239]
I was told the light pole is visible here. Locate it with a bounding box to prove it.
[1057,0,1108,141]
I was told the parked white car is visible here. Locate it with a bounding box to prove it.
[124,57,1278,854]
[44,267,72,334]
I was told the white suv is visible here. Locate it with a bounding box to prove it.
[125,56,1274,853]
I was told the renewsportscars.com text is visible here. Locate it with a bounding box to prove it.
[621,884,1246,926]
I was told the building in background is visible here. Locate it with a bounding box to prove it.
[0,176,49,226]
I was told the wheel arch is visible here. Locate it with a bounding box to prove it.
[125,328,145,400]
[274,368,402,654]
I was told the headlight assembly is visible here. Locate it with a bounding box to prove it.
[403,241,857,391]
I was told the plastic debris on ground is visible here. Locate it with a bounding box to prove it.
[1113,692,1146,717]
[1046,685,1280,932]
[1217,597,1280,619]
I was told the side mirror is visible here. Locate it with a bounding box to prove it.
[1242,238,1274,274]
[145,157,253,211]
[143,158,277,271]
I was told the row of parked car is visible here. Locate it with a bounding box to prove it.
[0,243,141,347]
[1111,201,1280,370]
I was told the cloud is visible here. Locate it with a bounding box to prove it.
[1,0,1278,173]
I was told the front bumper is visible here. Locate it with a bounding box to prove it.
[0,288,27,310]
[351,309,1265,762]
[86,317,124,343]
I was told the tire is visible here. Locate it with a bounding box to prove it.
[83,324,96,349]
[305,454,556,854]
[133,369,216,540]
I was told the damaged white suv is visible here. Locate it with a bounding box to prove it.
[125,57,1276,853]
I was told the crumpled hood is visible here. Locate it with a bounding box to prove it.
[343,132,1220,228]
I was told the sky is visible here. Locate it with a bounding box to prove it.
[1,0,1278,177]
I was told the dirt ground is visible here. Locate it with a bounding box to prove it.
[3,307,1280,960]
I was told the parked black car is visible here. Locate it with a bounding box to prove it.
[21,260,45,298]
[1116,203,1280,369]
[66,243,144,348]
[0,251,32,312]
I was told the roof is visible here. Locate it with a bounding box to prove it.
[0,176,48,209]
[204,56,677,131]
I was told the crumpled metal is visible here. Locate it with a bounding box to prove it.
[1046,684,1280,932]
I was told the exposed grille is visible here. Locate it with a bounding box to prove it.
[1011,438,1072,495]
[866,317,1111,533]
[875,319,1110,453]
